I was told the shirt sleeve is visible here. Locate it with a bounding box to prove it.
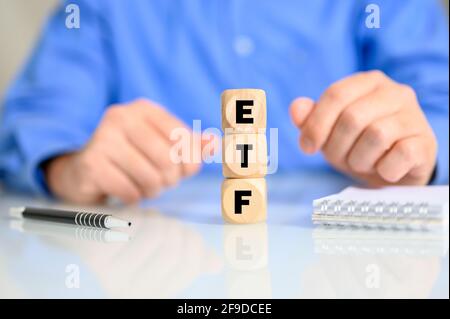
[355,0,449,185]
[0,0,113,195]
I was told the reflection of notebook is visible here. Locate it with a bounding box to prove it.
[312,186,449,231]
[312,226,449,256]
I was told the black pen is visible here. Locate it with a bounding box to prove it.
[9,206,131,229]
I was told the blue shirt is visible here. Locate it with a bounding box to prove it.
[0,0,448,195]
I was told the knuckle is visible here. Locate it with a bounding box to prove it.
[95,126,119,145]
[133,97,151,105]
[97,121,115,135]
[104,107,129,127]
[367,69,386,81]
[134,98,160,112]
[324,85,346,104]
[365,123,388,147]
[105,106,123,120]
[132,98,155,112]
[339,109,362,133]
[398,84,417,101]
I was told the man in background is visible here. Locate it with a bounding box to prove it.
[0,0,448,204]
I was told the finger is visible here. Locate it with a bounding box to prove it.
[133,100,191,184]
[347,112,421,174]
[201,131,221,157]
[323,85,409,167]
[180,132,204,178]
[301,70,391,153]
[134,99,190,144]
[94,156,142,204]
[169,131,219,178]
[104,134,164,198]
[136,99,210,179]
[289,97,315,129]
[201,132,221,155]
[375,136,426,183]
[124,120,182,187]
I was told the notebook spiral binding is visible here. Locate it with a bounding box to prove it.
[314,200,438,218]
[312,199,445,230]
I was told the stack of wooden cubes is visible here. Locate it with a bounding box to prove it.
[221,89,267,224]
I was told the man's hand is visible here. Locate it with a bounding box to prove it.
[45,99,213,204]
[289,70,437,186]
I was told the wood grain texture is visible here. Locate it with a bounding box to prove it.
[221,89,266,133]
[221,178,267,224]
[222,133,267,178]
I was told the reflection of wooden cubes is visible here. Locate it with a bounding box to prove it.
[222,89,266,133]
[222,133,267,178]
[223,223,268,270]
[221,178,267,224]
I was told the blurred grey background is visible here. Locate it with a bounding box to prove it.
[0,0,58,100]
[0,0,448,102]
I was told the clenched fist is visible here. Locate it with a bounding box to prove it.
[290,71,437,186]
[45,99,214,204]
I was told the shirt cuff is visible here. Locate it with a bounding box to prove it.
[14,118,90,196]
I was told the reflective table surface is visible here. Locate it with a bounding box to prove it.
[0,170,448,298]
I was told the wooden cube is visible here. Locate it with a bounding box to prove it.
[221,178,267,224]
[222,89,266,133]
[222,133,267,178]
[223,223,268,270]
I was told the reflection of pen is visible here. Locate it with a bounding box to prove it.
[9,219,130,243]
[9,206,131,229]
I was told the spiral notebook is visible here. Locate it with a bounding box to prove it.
[312,186,449,231]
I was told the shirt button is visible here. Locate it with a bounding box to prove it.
[233,35,254,57]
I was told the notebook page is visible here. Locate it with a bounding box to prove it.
[335,186,449,205]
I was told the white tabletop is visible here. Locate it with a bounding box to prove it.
[0,170,448,298]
